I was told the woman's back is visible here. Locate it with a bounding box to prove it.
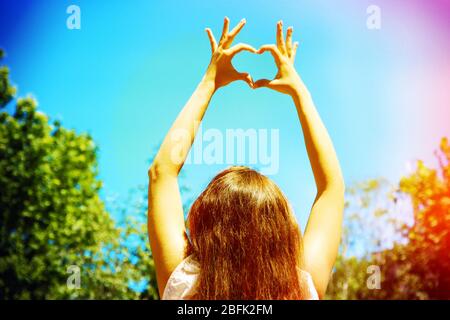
[184,167,306,299]
[162,255,319,300]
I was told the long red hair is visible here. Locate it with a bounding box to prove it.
[186,166,305,299]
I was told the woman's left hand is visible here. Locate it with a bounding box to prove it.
[253,21,302,96]
[204,17,257,90]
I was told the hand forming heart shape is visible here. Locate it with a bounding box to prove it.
[204,17,303,97]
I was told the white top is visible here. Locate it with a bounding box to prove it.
[162,255,319,300]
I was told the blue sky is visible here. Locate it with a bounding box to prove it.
[1,0,449,230]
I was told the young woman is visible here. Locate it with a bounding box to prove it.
[148,18,345,300]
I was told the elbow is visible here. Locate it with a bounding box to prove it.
[148,164,158,181]
[330,169,345,196]
[334,178,346,211]
[317,175,345,200]
[335,176,346,197]
[334,178,346,204]
[148,161,177,181]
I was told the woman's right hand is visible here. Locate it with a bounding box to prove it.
[254,21,302,96]
[204,17,257,90]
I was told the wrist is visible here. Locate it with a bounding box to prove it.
[200,69,218,93]
[290,76,310,102]
[203,65,218,91]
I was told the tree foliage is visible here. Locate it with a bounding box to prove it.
[394,137,450,298]
[0,50,158,299]
[327,138,450,299]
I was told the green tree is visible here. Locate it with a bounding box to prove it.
[326,179,408,299]
[0,49,158,299]
[393,137,450,299]
[327,138,450,299]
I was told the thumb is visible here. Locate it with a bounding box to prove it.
[253,79,276,89]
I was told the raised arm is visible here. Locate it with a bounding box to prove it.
[254,21,345,298]
[148,17,256,296]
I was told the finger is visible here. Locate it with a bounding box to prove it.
[257,44,282,64]
[253,79,273,89]
[227,43,257,56]
[237,72,254,88]
[205,28,217,53]
[225,18,246,46]
[254,78,282,89]
[285,26,293,57]
[253,79,270,88]
[276,20,286,54]
[219,17,230,44]
[291,41,299,62]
